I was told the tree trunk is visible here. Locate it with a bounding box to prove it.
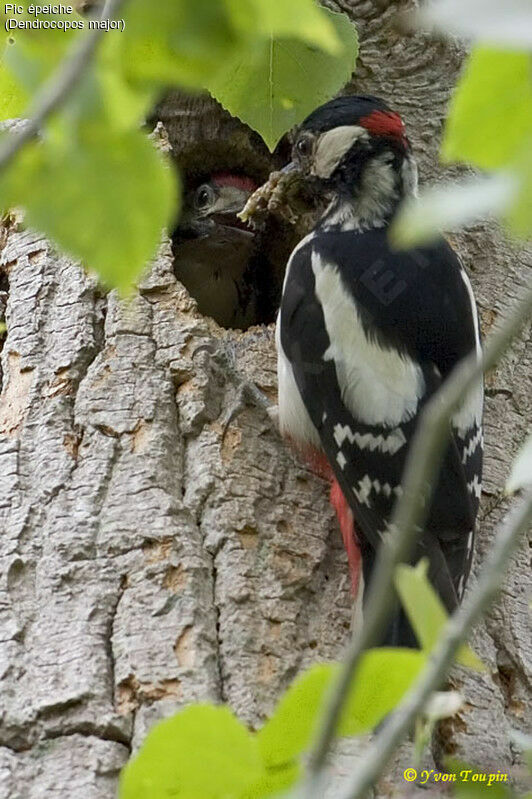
[0,2,530,796]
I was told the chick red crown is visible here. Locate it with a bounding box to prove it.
[211,173,257,194]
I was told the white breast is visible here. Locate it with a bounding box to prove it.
[276,232,323,449]
[312,252,426,426]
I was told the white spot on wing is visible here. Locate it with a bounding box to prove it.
[333,422,407,455]
[353,474,402,506]
[337,451,347,470]
[312,252,425,426]
[462,427,483,462]
[467,475,482,499]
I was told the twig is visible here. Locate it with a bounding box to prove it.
[338,489,532,799]
[303,285,532,797]
[0,0,125,171]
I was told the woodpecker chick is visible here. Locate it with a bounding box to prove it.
[173,173,260,330]
[271,95,483,645]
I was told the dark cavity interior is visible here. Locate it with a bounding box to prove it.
[151,92,299,331]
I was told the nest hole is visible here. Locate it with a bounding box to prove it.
[151,96,299,331]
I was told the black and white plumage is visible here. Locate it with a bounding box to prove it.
[275,96,483,645]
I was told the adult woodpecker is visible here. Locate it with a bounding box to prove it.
[273,95,483,645]
[172,173,260,330]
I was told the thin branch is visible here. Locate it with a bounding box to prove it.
[338,489,532,799]
[304,285,532,796]
[0,0,125,171]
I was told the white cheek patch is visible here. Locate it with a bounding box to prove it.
[312,126,369,179]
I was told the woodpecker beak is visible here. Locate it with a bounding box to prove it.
[278,160,304,189]
[186,217,254,243]
[280,161,300,176]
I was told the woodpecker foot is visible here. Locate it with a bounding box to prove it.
[192,340,276,439]
[220,379,275,440]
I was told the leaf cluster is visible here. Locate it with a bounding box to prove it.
[0,0,358,291]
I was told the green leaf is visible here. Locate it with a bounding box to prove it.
[96,34,159,132]
[226,0,341,54]
[0,128,177,292]
[258,663,334,768]
[119,705,264,799]
[258,649,425,768]
[506,433,532,494]
[338,648,426,735]
[0,40,28,120]
[0,7,81,121]
[121,0,241,90]
[394,561,485,672]
[241,763,300,799]
[207,9,358,151]
[505,139,532,238]
[121,0,344,94]
[442,48,532,170]
[3,8,82,94]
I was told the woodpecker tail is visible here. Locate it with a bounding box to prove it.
[360,529,461,648]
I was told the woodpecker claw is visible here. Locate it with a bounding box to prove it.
[220,376,276,441]
[192,340,277,441]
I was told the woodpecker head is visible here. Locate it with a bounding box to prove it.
[178,173,257,241]
[283,95,418,230]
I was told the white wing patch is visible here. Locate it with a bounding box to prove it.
[312,252,426,427]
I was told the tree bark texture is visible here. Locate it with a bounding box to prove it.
[0,1,530,796]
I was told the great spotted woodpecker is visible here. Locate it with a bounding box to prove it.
[273,95,483,645]
[172,173,261,330]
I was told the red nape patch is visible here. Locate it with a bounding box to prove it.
[359,110,408,146]
[212,172,257,194]
[330,479,362,597]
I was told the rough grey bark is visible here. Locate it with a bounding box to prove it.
[0,1,530,797]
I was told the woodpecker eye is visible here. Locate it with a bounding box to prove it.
[194,184,216,211]
[295,136,313,158]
